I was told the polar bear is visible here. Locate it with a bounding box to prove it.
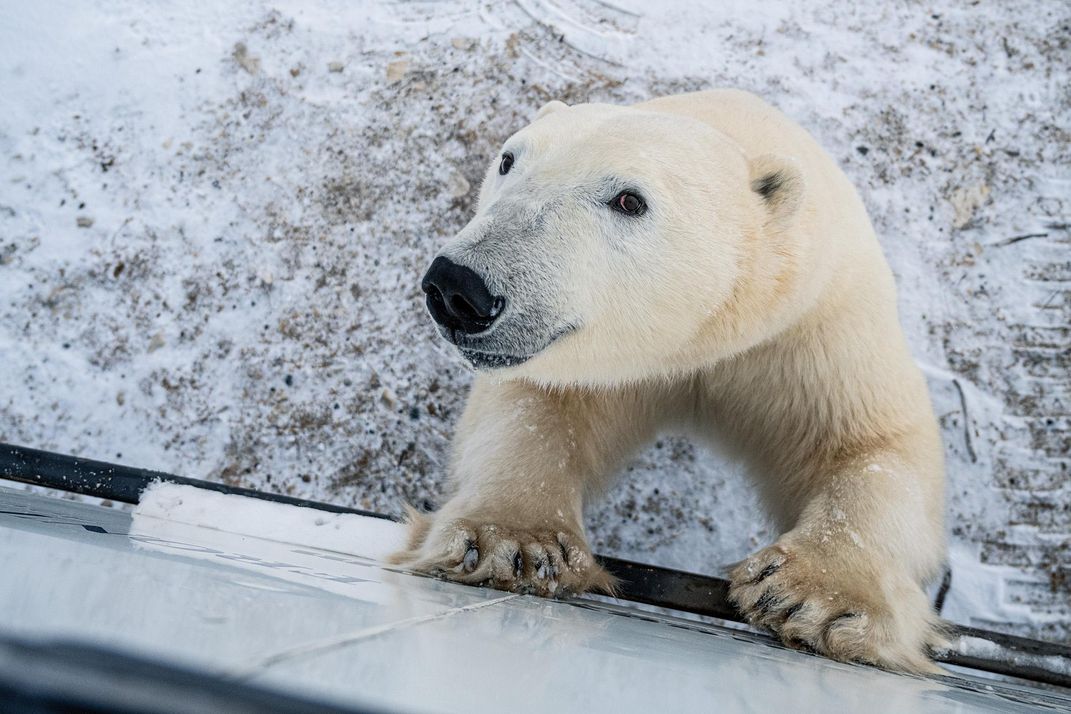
[393,89,946,673]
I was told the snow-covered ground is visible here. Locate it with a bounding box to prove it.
[1,1,1067,642]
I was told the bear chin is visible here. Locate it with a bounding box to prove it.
[452,324,577,370]
[459,349,531,370]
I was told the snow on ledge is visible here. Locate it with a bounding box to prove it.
[134,482,406,562]
[950,636,1071,679]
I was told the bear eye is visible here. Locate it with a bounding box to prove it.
[499,152,514,176]
[611,191,646,216]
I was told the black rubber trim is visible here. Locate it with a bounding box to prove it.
[595,558,737,622]
[0,633,386,714]
[0,442,390,520]
[1,441,1069,689]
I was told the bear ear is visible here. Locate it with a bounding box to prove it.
[749,154,803,225]
[535,100,569,119]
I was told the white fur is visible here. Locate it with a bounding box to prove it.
[393,90,946,673]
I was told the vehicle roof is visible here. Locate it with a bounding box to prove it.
[1,485,1067,713]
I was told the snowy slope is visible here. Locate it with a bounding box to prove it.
[0,1,1067,641]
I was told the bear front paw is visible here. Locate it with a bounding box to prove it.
[393,517,615,598]
[728,541,944,673]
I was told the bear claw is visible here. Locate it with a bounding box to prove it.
[462,543,479,573]
[728,541,942,673]
[395,518,615,598]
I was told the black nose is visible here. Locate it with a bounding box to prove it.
[421,256,505,335]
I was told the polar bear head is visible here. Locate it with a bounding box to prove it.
[421,100,803,386]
